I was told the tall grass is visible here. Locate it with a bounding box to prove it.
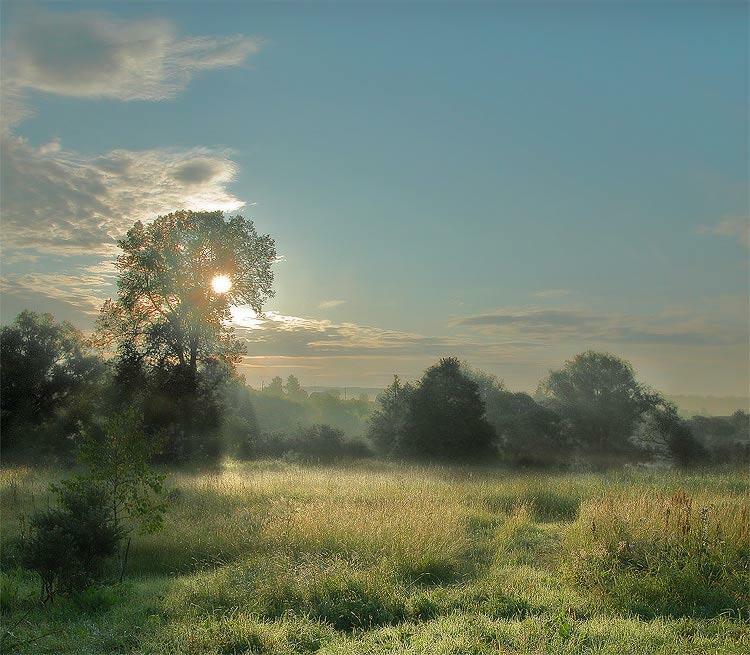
[1,461,748,654]
[569,488,750,618]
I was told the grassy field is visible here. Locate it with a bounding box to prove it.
[1,460,748,654]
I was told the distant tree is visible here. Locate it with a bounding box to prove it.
[0,311,104,453]
[94,210,276,461]
[264,376,284,397]
[495,392,567,467]
[221,376,261,457]
[284,374,307,401]
[368,376,414,456]
[688,410,749,466]
[655,407,707,468]
[461,365,565,467]
[538,351,676,465]
[403,357,496,460]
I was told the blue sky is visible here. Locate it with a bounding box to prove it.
[1,2,747,395]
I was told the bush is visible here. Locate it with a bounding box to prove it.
[22,482,124,600]
[249,425,372,462]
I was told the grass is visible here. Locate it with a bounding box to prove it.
[1,460,748,654]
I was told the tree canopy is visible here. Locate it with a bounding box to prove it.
[538,351,674,462]
[401,357,496,460]
[96,210,276,379]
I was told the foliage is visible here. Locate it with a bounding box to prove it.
[76,408,167,535]
[96,210,275,376]
[21,482,124,601]
[92,211,275,462]
[248,424,372,461]
[538,351,676,465]
[401,357,497,460]
[248,383,373,440]
[464,366,568,467]
[688,411,750,466]
[0,311,105,455]
[283,374,307,401]
[368,376,414,456]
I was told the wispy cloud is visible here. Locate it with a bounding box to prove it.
[318,299,346,309]
[451,304,747,347]
[1,135,244,256]
[697,216,748,248]
[0,272,112,316]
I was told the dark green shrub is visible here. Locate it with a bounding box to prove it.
[22,482,124,600]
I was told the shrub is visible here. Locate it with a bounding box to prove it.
[251,424,372,462]
[22,482,124,600]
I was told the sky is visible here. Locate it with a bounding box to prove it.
[1,1,748,396]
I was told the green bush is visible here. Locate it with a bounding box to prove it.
[21,482,124,600]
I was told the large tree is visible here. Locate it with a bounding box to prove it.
[95,210,276,461]
[96,210,275,378]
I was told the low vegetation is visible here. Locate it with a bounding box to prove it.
[1,462,748,654]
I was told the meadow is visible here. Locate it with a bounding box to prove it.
[1,460,748,654]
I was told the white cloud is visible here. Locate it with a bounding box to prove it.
[1,134,244,255]
[0,272,112,316]
[0,7,258,256]
[4,8,260,103]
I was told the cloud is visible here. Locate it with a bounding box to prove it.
[0,8,261,258]
[0,271,112,316]
[4,8,260,104]
[454,308,598,330]
[318,299,347,309]
[697,217,748,247]
[231,308,512,360]
[451,305,746,347]
[0,134,243,255]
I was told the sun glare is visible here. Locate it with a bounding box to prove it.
[211,274,232,294]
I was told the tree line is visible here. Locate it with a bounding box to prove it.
[1,210,747,470]
[369,354,748,468]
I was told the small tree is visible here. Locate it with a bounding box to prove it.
[264,376,284,397]
[77,408,167,536]
[403,358,496,460]
[368,376,414,456]
[22,483,124,601]
[284,374,307,401]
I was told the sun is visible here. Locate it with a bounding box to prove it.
[211,274,232,294]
